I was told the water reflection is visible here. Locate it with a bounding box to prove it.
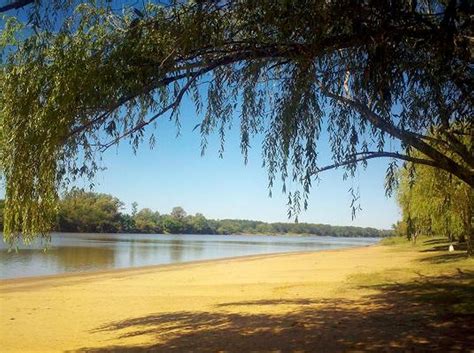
[0,233,378,279]
[0,246,116,278]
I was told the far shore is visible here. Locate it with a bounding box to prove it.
[1,238,472,352]
[8,230,386,237]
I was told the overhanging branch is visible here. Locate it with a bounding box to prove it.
[315,80,474,187]
[0,0,34,13]
[313,151,438,174]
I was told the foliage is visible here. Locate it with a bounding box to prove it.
[161,214,186,234]
[133,208,161,233]
[188,213,212,234]
[1,1,472,244]
[170,206,187,220]
[396,158,473,254]
[57,189,124,233]
[0,192,391,238]
[380,235,412,246]
[119,213,135,233]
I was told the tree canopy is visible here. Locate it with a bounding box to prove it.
[57,189,124,233]
[396,148,473,254]
[0,0,472,245]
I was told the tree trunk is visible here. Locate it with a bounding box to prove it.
[466,213,473,257]
[464,188,473,256]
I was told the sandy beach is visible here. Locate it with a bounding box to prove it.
[1,242,473,352]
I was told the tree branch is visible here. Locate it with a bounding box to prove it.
[0,0,34,13]
[98,63,214,151]
[315,80,474,187]
[66,46,296,143]
[65,72,193,141]
[313,151,439,174]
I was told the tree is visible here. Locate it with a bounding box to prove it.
[170,206,187,220]
[397,160,473,254]
[188,213,211,234]
[131,202,138,217]
[119,213,136,233]
[57,190,123,233]
[255,223,275,235]
[0,199,4,230]
[161,214,185,234]
[133,208,161,233]
[1,0,472,244]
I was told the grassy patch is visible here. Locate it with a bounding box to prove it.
[349,236,474,316]
[346,268,409,287]
[380,236,410,246]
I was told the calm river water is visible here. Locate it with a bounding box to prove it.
[0,233,379,279]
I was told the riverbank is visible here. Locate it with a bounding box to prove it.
[1,238,473,352]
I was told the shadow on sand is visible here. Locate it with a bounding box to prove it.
[69,271,474,352]
[418,252,469,264]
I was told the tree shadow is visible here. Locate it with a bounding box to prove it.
[215,298,331,307]
[422,238,449,246]
[420,242,467,253]
[69,273,474,353]
[361,271,474,314]
[418,253,469,264]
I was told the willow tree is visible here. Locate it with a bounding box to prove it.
[1,0,472,245]
[397,158,473,254]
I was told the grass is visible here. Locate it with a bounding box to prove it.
[354,236,474,316]
[380,235,412,246]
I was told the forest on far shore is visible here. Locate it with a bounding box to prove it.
[0,191,391,238]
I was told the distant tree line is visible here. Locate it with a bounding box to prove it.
[0,190,391,238]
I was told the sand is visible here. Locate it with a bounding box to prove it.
[0,244,472,352]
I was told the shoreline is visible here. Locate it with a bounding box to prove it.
[0,243,376,287]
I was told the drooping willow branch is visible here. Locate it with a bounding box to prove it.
[0,0,34,13]
[312,151,438,175]
[315,79,474,187]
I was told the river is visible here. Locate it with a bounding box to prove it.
[0,232,379,279]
